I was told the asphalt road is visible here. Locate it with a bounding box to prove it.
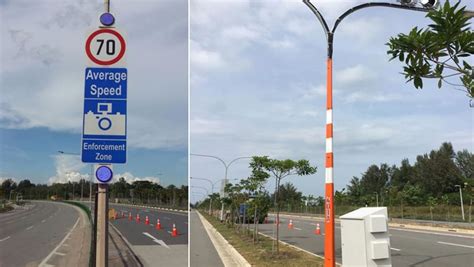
[261,214,474,266]
[109,204,188,267]
[0,201,85,267]
[190,210,224,267]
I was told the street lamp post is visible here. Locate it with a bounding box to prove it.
[191,177,214,214]
[302,1,433,265]
[58,150,93,208]
[455,184,465,221]
[191,154,251,221]
[191,177,239,216]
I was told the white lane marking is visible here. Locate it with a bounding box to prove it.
[38,217,80,267]
[294,227,302,231]
[142,232,169,249]
[164,217,171,220]
[26,226,33,230]
[54,252,66,256]
[167,231,172,234]
[391,247,401,251]
[42,219,46,223]
[391,227,474,239]
[437,241,474,249]
[0,236,11,242]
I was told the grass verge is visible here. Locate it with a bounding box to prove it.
[201,211,324,267]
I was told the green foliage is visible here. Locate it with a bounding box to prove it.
[455,149,474,179]
[386,1,473,98]
[345,142,471,207]
[273,182,303,209]
[0,177,187,208]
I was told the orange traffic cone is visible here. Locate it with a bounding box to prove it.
[156,219,162,230]
[129,212,132,221]
[171,223,178,237]
[145,216,150,225]
[314,223,321,235]
[136,214,140,223]
[288,219,294,229]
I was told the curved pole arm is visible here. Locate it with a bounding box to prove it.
[227,156,252,168]
[332,2,428,33]
[190,177,214,192]
[190,153,227,168]
[302,0,330,38]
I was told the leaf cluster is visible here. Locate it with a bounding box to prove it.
[386,1,473,98]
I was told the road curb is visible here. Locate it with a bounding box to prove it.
[108,222,143,266]
[272,212,474,235]
[110,202,188,214]
[196,211,251,267]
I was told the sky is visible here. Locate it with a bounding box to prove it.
[189,0,474,203]
[0,0,188,186]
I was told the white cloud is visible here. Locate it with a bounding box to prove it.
[48,155,87,184]
[191,41,226,71]
[336,64,375,86]
[113,172,160,184]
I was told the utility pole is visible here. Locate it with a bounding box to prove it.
[455,185,465,221]
[302,1,432,265]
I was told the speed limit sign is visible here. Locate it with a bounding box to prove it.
[85,28,126,65]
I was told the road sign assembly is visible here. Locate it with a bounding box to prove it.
[82,26,127,164]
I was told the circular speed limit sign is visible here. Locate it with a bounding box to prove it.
[85,28,126,65]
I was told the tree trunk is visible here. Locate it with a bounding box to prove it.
[253,206,258,243]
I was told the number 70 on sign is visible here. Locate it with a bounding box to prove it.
[85,28,126,66]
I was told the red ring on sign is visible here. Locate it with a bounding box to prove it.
[85,28,126,65]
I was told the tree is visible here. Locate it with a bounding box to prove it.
[250,156,316,253]
[1,179,17,200]
[413,142,463,197]
[386,1,473,99]
[455,149,474,180]
[347,177,363,205]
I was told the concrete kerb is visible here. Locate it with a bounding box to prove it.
[196,211,251,267]
[109,203,187,214]
[108,222,143,266]
[271,213,474,235]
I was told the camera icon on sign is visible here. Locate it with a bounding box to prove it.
[84,103,125,136]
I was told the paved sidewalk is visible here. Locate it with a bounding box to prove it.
[190,210,224,267]
[196,211,250,267]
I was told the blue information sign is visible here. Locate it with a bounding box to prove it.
[82,67,127,164]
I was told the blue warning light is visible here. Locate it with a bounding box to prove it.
[96,165,113,183]
[100,13,115,27]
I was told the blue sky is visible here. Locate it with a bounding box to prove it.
[190,0,473,203]
[0,0,188,186]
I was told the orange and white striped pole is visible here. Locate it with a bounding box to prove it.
[324,56,335,267]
